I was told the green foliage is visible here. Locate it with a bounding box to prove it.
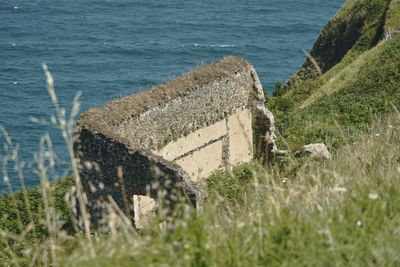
[272,81,285,97]
[61,114,400,266]
[268,0,398,153]
[385,0,400,30]
[286,0,390,90]
[206,162,258,203]
[0,176,75,235]
[269,36,400,151]
[271,97,294,113]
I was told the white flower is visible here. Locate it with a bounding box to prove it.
[51,115,57,124]
[356,220,362,227]
[375,133,380,137]
[282,178,288,184]
[368,192,379,200]
[333,187,347,193]
[389,125,393,129]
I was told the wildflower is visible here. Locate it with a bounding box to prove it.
[282,178,288,184]
[375,133,380,137]
[389,125,393,129]
[168,224,175,231]
[356,220,362,227]
[237,222,245,228]
[174,242,182,248]
[368,192,379,200]
[51,115,57,124]
[357,156,361,160]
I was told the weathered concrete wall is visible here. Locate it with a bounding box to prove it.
[151,107,253,181]
[74,127,202,225]
[74,56,276,226]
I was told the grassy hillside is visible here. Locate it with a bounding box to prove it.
[268,36,400,151]
[268,0,400,152]
[284,0,393,89]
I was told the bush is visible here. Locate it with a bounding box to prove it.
[0,176,75,236]
[272,81,285,97]
[206,162,258,203]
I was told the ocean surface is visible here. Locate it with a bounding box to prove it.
[0,0,346,192]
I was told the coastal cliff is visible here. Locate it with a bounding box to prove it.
[284,0,395,90]
[268,0,400,151]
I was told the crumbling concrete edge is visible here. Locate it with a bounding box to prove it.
[250,67,278,164]
[176,168,205,206]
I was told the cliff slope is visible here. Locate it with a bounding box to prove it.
[268,0,400,151]
[284,0,394,90]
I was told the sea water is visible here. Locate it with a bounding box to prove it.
[0,0,345,192]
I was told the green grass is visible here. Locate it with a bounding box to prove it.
[268,34,400,152]
[2,113,400,266]
[0,177,79,266]
[0,176,74,235]
[57,113,400,266]
[385,0,400,30]
[284,0,390,90]
[267,0,399,153]
[206,162,260,204]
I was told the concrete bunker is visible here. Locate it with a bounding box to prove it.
[74,56,276,226]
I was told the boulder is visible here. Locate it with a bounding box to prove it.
[302,143,331,159]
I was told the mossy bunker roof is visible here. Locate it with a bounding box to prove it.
[76,56,251,139]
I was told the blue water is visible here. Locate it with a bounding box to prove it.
[0,0,345,192]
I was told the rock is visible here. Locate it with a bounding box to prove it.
[133,195,157,229]
[302,143,331,159]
